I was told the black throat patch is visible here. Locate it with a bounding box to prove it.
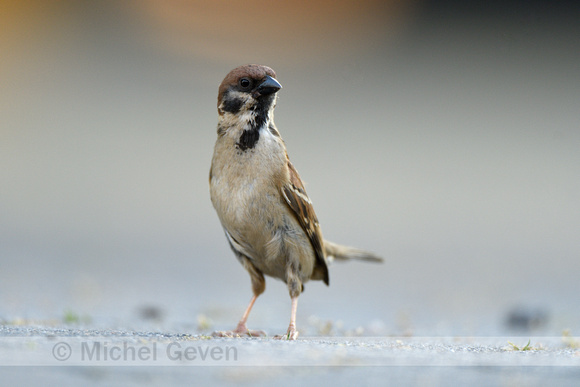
[236,128,260,151]
[235,95,274,151]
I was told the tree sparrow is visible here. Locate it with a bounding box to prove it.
[209,64,382,340]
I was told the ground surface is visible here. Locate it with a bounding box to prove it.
[1,325,579,386]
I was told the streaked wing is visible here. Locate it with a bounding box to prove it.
[281,161,329,285]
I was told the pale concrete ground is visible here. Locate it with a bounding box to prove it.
[1,326,580,386]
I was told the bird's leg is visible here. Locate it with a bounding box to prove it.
[274,258,302,340]
[233,294,262,335]
[274,295,299,340]
[213,261,266,338]
[286,296,299,339]
[212,294,266,338]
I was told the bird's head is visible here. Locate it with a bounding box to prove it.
[217,64,282,119]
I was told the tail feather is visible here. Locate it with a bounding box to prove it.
[323,240,383,263]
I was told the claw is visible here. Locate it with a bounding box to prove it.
[273,325,299,340]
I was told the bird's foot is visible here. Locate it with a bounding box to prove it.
[273,324,299,340]
[212,323,266,338]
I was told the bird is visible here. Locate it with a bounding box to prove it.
[209,64,382,340]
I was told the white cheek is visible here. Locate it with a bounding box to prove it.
[238,111,254,124]
[227,90,252,102]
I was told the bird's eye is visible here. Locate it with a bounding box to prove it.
[238,78,252,90]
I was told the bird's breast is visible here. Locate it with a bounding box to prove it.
[210,126,287,225]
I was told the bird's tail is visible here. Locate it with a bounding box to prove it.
[323,240,383,263]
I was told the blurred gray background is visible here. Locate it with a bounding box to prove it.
[1,0,579,336]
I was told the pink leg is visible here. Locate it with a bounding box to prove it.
[212,295,266,338]
[234,294,258,332]
[275,296,299,340]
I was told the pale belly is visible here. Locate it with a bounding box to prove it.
[210,137,315,282]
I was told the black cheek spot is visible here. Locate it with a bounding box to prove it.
[222,97,244,114]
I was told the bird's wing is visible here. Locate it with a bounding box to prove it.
[280,160,329,285]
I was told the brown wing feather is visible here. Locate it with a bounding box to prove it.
[281,161,329,285]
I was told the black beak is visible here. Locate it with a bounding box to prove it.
[255,75,282,97]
